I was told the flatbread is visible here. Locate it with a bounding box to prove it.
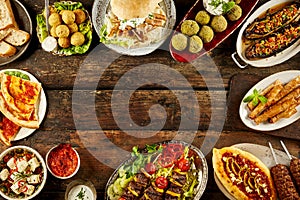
[110,0,162,19]
[212,147,277,200]
[0,115,20,146]
[0,73,41,129]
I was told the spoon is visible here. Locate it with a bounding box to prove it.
[42,0,57,52]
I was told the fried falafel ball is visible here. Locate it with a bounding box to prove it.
[227,5,242,21]
[61,10,76,25]
[171,33,188,51]
[199,25,214,43]
[189,35,203,53]
[71,32,85,46]
[235,0,241,4]
[68,23,79,33]
[181,20,200,36]
[58,37,71,48]
[48,12,62,27]
[195,10,210,25]
[50,25,58,37]
[74,9,86,24]
[56,24,70,37]
[211,15,227,32]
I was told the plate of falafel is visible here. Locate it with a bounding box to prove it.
[169,0,259,63]
[36,1,93,56]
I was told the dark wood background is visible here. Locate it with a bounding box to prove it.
[0,0,299,199]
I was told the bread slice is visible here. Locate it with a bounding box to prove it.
[0,40,16,57]
[4,28,30,46]
[0,0,18,30]
[0,28,11,41]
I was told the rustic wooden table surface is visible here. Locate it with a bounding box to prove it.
[0,0,299,199]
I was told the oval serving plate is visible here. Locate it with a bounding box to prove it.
[104,140,208,199]
[0,0,32,66]
[92,0,176,56]
[169,0,259,63]
[0,69,47,141]
[214,143,292,200]
[239,70,300,131]
[234,0,300,68]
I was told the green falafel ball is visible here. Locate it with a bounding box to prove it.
[189,35,203,53]
[199,25,214,43]
[195,10,211,25]
[227,5,242,21]
[180,20,200,36]
[211,15,228,32]
[171,33,188,51]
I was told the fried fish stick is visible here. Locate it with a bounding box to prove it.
[277,87,300,105]
[269,108,297,123]
[247,80,281,111]
[249,83,283,119]
[274,75,300,102]
[254,98,298,124]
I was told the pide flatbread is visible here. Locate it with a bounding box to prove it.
[0,73,41,129]
[0,114,20,146]
[213,147,277,200]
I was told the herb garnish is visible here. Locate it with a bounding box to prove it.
[209,0,235,13]
[75,187,87,200]
[243,89,268,106]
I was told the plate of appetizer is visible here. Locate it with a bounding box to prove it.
[36,1,92,56]
[233,0,300,68]
[105,140,208,199]
[169,0,259,63]
[239,70,300,131]
[0,69,47,146]
[213,143,292,200]
[0,0,32,65]
[93,0,176,56]
[0,145,47,200]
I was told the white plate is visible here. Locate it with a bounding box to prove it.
[92,0,176,56]
[0,69,47,141]
[239,70,300,131]
[214,143,292,200]
[235,0,300,67]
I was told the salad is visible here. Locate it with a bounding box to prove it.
[36,1,92,55]
[106,141,207,200]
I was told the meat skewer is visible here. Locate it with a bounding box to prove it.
[280,140,300,192]
[268,142,300,200]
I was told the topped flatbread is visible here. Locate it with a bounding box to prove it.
[213,147,277,200]
[0,72,41,129]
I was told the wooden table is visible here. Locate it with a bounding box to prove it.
[0,0,299,199]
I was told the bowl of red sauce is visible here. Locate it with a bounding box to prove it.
[46,143,80,179]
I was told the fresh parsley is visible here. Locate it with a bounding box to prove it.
[243,89,268,106]
[75,187,87,200]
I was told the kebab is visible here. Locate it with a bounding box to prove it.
[280,140,300,192]
[268,142,300,199]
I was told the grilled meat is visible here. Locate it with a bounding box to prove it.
[244,3,300,39]
[289,158,300,191]
[165,183,183,198]
[144,186,164,200]
[245,22,300,59]
[134,173,149,187]
[270,164,300,200]
[169,172,187,187]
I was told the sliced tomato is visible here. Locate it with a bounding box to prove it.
[158,156,174,168]
[177,158,190,172]
[155,176,168,189]
[144,162,156,175]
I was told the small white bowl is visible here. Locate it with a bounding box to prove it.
[45,144,80,179]
[0,145,47,200]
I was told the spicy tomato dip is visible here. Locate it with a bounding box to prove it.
[47,144,79,177]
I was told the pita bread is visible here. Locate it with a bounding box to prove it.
[110,0,162,19]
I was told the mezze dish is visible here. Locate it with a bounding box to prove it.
[169,0,259,62]
[233,0,300,68]
[92,0,176,56]
[36,1,92,56]
[239,70,300,131]
[0,146,47,200]
[105,141,208,200]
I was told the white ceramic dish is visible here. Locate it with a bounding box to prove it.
[214,143,292,200]
[92,0,176,56]
[0,69,47,141]
[239,70,300,131]
[233,0,300,68]
[46,144,80,179]
[0,145,47,200]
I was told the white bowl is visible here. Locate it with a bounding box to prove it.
[45,144,80,179]
[0,145,47,200]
